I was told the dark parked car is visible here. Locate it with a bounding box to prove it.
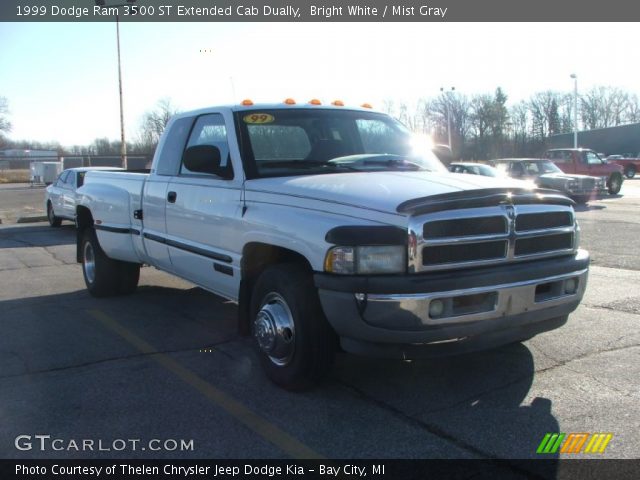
[491,158,603,203]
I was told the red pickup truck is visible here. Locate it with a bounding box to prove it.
[605,155,640,179]
[544,148,624,194]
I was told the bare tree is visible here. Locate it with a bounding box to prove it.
[580,86,631,129]
[0,96,12,135]
[135,98,180,153]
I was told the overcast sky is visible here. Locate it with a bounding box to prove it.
[0,22,636,146]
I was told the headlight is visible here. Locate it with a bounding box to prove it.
[565,180,579,190]
[324,245,406,274]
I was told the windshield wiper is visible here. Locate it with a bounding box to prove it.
[328,154,426,171]
[258,160,359,171]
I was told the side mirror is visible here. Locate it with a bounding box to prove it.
[182,145,233,179]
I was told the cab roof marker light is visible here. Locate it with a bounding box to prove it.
[309,99,322,105]
[361,103,373,109]
[332,100,345,106]
[284,98,296,105]
[241,99,254,106]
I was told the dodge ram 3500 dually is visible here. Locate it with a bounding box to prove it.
[76,102,589,389]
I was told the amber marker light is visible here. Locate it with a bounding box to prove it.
[283,98,296,105]
[309,99,322,105]
[331,100,345,106]
[361,103,373,109]
[241,99,254,106]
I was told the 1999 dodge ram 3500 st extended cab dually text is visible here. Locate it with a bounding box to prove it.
[75,102,589,389]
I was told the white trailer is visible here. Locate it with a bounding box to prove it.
[30,161,62,186]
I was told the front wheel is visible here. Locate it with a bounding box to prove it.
[250,264,336,390]
[47,202,61,227]
[607,173,622,194]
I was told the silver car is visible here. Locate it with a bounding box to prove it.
[45,167,123,227]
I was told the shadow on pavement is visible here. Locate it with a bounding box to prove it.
[333,341,560,470]
[0,223,76,248]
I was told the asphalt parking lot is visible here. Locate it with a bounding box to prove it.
[0,181,638,464]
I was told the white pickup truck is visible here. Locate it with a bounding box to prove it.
[76,102,589,389]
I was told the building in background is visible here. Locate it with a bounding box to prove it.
[549,123,640,156]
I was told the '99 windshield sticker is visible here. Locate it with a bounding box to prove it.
[243,113,275,124]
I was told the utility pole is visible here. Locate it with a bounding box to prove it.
[570,74,578,149]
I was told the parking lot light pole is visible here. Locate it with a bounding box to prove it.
[440,87,455,149]
[570,74,578,148]
[95,0,137,170]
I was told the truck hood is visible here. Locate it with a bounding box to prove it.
[246,172,532,214]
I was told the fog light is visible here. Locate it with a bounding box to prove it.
[564,278,578,294]
[429,299,445,318]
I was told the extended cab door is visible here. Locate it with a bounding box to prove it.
[141,116,194,272]
[165,112,242,300]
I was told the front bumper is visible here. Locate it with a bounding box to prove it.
[315,250,589,359]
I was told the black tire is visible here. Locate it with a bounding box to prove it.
[81,228,120,297]
[624,165,636,179]
[47,202,62,227]
[573,195,589,205]
[250,264,336,390]
[607,173,622,194]
[117,262,140,295]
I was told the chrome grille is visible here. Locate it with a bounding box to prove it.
[408,204,576,273]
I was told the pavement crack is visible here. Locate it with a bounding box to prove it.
[561,364,634,398]
[334,380,550,479]
[335,379,492,459]
[42,246,70,264]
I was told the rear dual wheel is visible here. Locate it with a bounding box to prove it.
[82,228,140,297]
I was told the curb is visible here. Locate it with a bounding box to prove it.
[16,215,48,224]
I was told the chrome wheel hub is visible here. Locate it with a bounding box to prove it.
[254,293,295,366]
[83,241,96,284]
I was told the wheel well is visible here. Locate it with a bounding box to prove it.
[237,243,313,336]
[75,206,94,263]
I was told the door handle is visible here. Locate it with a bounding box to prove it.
[167,191,177,203]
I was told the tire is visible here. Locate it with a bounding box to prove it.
[117,262,140,295]
[607,173,622,194]
[47,202,62,227]
[624,165,636,179]
[82,228,119,297]
[573,195,589,205]
[250,264,336,390]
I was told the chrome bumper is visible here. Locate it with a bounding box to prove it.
[316,251,589,354]
[361,269,587,327]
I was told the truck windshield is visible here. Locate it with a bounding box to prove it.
[236,108,446,178]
